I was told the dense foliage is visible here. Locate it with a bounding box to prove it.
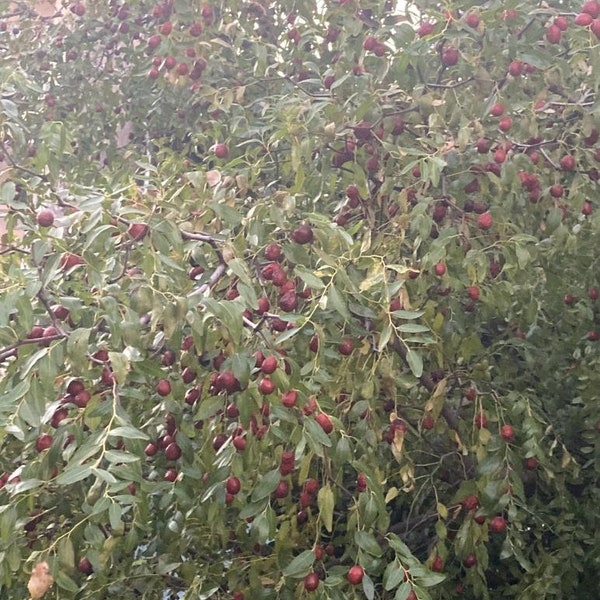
[0,1,599,598]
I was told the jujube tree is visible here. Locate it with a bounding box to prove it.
[0,1,598,599]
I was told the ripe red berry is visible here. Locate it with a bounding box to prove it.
[77,557,93,575]
[156,379,171,397]
[258,377,275,395]
[477,212,493,230]
[164,442,182,461]
[546,24,562,44]
[260,356,278,375]
[559,154,576,170]
[434,262,446,277]
[431,555,444,572]
[292,224,314,244]
[465,13,480,28]
[489,103,505,117]
[462,494,479,511]
[304,572,320,592]
[549,184,564,198]
[315,413,334,434]
[338,337,354,356]
[347,565,364,585]
[524,456,539,470]
[163,468,178,482]
[441,46,459,66]
[467,286,480,301]
[500,424,515,442]
[213,143,229,158]
[226,476,241,495]
[417,22,435,37]
[36,209,55,227]
[463,553,477,568]
[498,116,513,132]
[489,515,507,534]
[35,434,53,453]
[281,389,298,408]
[273,480,289,499]
[576,12,594,25]
[582,1,600,18]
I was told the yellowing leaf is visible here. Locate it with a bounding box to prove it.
[436,502,449,519]
[317,485,334,533]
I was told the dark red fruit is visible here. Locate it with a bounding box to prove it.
[127,223,148,241]
[489,515,507,533]
[77,557,93,575]
[281,389,298,408]
[338,337,353,356]
[500,424,515,442]
[347,565,364,585]
[35,434,53,452]
[213,143,229,158]
[258,377,275,395]
[273,480,289,499]
[315,412,333,434]
[462,494,479,511]
[304,572,320,592]
[164,442,182,461]
[292,224,314,244]
[226,476,241,495]
[36,209,54,227]
[463,553,477,568]
[477,212,493,230]
[156,379,171,397]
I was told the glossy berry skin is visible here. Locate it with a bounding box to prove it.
[489,515,507,534]
[304,572,320,592]
[463,553,477,568]
[500,424,515,442]
[315,413,334,434]
[347,565,364,585]
[36,209,54,227]
[226,476,241,495]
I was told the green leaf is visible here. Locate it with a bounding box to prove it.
[304,418,333,452]
[355,530,383,557]
[55,571,80,593]
[406,349,423,378]
[317,484,334,533]
[66,327,91,371]
[282,550,315,578]
[416,571,446,587]
[395,581,414,600]
[57,537,75,572]
[378,323,392,352]
[384,560,406,591]
[327,283,351,320]
[108,426,149,440]
[251,469,281,502]
[363,574,375,600]
[398,323,429,334]
[295,267,325,290]
[104,450,141,464]
[109,502,122,530]
[108,351,130,386]
[56,465,93,485]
